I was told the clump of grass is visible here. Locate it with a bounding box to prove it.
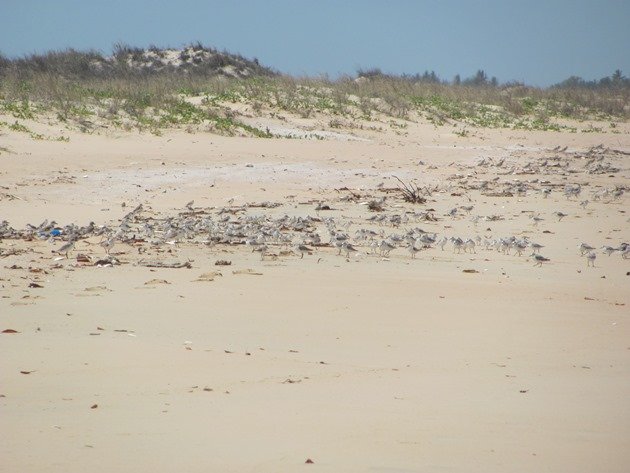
[454,127,469,137]
[2,119,69,141]
[151,98,272,137]
[8,120,30,133]
[0,100,36,119]
[6,120,45,139]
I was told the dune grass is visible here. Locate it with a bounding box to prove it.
[0,47,628,137]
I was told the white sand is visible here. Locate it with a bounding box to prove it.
[1,116,629,472]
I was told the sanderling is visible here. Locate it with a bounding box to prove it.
[579,243,595,256]
[330,233,348,255]
[53,239,76,258]
[601,246,616,257]
[253,244,268,260]
[463,238,476,254]
[586,251,596,267]
[305,232,322,246]
[438,236,448,251]
[530,242,544,254]
[554,211,568,222]
[514,240,528,256]
[379,240,395,257]
[483,238,493,251]
[418,233,436,246]
[407,242,420,259]
[531,253,550,267]
[144,223,154,238]
[342,242,358,258]
[163,226,180,243]
[450,237,464,254]
[246,236,264,252]
[295,244,313,259]
[612,188,624,200]
[100,237,115,255]
[564,184,581,200]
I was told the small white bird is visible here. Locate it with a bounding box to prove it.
[100,237,115,255]
[579,242,595,256]
[438,236,448,251]
[295,244,313,259]
[253,244,268,260]
[554,211,568,222]
[531,253,550,267]
[379,240,395,257]
[463,238,477,254]
[342,242,358,258]
[450,237,464,254]
[53,239,76,258]
[408,243,421,259]
[246,237,262,251]
[586,251,596,267]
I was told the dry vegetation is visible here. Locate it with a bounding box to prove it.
[1,45,628,138]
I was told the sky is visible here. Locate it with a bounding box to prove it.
[1,0,629,86]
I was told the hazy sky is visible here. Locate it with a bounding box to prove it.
[2,0,629,86]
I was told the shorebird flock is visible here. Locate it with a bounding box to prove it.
[0,184,627,269]
[1,145,627,270]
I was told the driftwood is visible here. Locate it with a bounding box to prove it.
[0,248,29,258]
[137,259,192,269]
[232,269,263,276]
[393,176,427,204]
[246,201,282,208]
[94,256,121,267]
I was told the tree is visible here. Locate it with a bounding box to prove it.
[473,70,488,85]
[463,70,488,86]
[612,69,624,84]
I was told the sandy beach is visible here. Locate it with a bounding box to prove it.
[1,114,629,473]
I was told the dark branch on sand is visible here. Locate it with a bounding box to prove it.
[392,176,428,204]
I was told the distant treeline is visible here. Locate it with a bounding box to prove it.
[358,68,630,90]
[552,70,630,90]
